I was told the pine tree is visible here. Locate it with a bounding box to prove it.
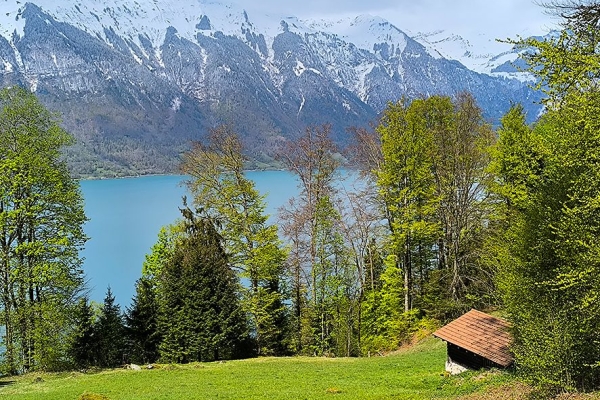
[125,278,160,364]
[157,206,252,363]
[69,297,97,369]
[95,287,125,368]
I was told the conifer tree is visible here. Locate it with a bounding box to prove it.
[70,297,97,369]
[125,278,160,364]
[95,287,125,368]
[158,206,252,363]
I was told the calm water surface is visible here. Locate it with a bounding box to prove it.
[79,171,299,306]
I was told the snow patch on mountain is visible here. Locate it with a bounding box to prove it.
[0,0,540,84]
[0,2,26,38]
[306,15,409,55]
[3,60,12,72]
[0,0,271,51]
[410,29,538,81]
[356,62,376,101]
[412,30,496,70]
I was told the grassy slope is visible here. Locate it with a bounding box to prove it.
[0,338,520,400]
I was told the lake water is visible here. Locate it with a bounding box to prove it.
[79,171,300,307]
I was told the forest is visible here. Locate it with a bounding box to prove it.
[1,0,600,396]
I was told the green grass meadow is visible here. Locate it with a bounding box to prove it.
[0,338,515,400]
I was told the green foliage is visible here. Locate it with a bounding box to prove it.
[493,3,600,391]
[94,288,125,368]
[124,278,160,364]
[157,207,252,363]
[70,297,97,369]
[181,125,289,356]
[0,86,88,374]
[360,257,439,354]
[140,224,184,280]
[513,15,600,107]
[495,100,600,390]
[487,104,541,210]
[428,93,496,315]
[366,94,496,344]
[376,97,441,313]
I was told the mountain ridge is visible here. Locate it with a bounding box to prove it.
[0,1,543,178]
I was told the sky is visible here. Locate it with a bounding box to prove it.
[233,0,559,53]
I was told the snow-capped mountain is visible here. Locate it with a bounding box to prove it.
[412,30,499,72]
[0,1,543,177]
[410,29,558,82]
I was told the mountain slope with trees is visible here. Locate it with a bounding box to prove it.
[0,0,543,177]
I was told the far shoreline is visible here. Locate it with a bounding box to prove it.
[75,167,288,182]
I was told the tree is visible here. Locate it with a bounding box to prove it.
[157,205,252,363]
[514,1,600,107]
[376,98,439,313]
[95,287,125,368]
[494,2,600,390]
[336,183,386,354]
[279,125,340,354]
[428,93,496,317]
[487,104,541,212]
[180,125,289,356]
[493,96,600,391]
[125,278,160,364]
[372,95,495,320]
[141,224,184,281]
[0,86,88,374]
[350,95,496,354]
[279,124,361,356]
[69,297,97,369]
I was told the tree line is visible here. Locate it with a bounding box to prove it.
[120,91,496,363]
[62,100,495,368]
[2,0,600,394]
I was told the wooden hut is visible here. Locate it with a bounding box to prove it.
[433,309,513,374]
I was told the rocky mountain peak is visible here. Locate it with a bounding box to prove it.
[0,0,543,178]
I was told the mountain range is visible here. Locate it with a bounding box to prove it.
[0,1,544,178]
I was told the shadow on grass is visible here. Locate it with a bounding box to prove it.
[0,380,15,387]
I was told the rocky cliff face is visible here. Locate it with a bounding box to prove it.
[0,1,543,177]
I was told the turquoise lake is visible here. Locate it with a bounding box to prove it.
[79,171,301,306]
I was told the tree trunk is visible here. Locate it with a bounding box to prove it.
[404,236,411,312]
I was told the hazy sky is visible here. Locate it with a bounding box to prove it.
[233,0,558,49]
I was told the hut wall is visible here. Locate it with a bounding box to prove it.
[447,343,502,370]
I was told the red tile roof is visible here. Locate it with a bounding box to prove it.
[433,309,513,367]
